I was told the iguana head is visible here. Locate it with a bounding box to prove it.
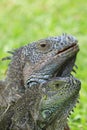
[23,34,79,84]
[37,76,81,130]
[23,34,81,130]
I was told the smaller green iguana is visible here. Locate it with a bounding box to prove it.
[0,34,81,130]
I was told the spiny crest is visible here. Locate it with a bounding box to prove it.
[1,50,15,61]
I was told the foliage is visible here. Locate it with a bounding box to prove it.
[0,0,87,129]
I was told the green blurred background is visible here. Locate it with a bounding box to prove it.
[0,0,87,129]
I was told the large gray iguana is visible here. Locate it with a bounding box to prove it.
[0,34,81,130]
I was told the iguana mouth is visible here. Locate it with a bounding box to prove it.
[57,43,78,55]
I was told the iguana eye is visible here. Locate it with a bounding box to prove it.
[37,40,52,53]
[42,110,51,119]
[40,42,47,48]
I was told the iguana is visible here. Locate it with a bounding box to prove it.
[0,34,81,130]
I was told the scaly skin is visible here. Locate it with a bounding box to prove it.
[38,76,81,130]
[0,34,81,130]
[0,76,81,130]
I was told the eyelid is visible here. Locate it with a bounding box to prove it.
[39,42,47,47]
[36,40,52,53]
